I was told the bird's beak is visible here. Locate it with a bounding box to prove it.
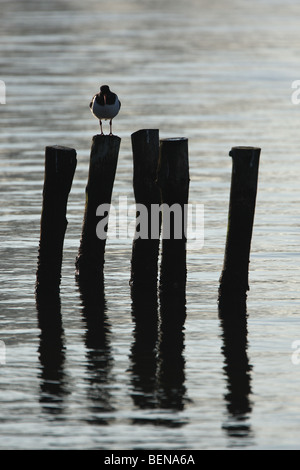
[103,94,106,105]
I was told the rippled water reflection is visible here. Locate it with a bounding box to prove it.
[1,0,300,450]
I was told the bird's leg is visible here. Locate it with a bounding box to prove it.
[109,119,113,136]
[99,120,104,135]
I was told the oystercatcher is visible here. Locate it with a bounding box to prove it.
[89,85,121,135]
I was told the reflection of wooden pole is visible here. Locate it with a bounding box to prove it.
[157,138,189,316]
[37,294,68,406]
[36,145,77,298]
[219,146,260,307]
[219,313,252,421]
[75,134,120,285]
[130,129,160,294]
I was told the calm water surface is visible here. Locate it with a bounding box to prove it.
[1,0,300,450]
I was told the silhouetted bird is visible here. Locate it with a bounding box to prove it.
[89,85,121,135]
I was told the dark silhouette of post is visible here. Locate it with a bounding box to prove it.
[219,146,261,308]
[36,145,77,298]
[75,134,120,287]
[157,137,189,320]
[130,129,161,295]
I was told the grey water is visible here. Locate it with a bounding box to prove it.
[1,0,300,450]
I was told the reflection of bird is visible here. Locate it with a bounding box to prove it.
[89,85,121,136]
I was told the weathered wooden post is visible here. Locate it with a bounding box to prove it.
[130,131,160,401]
[75,134,120,287]
[130,129,160,296]
[157,137,189,322]
[218,146,261,310]
[36,145,77,298]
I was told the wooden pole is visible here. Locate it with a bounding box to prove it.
[130,129,160,295]
[75,134,121,286]
[157,137,189,321]
[36,145,77,299]
[130,134,160,397]
[218,146,260,309]
[129,130,160,405]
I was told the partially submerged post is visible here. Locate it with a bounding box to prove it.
[130,129,160,296]
[36,145,77,298]
[157,137,189,320]
[218,146,261,311]
[75,134,120,286]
